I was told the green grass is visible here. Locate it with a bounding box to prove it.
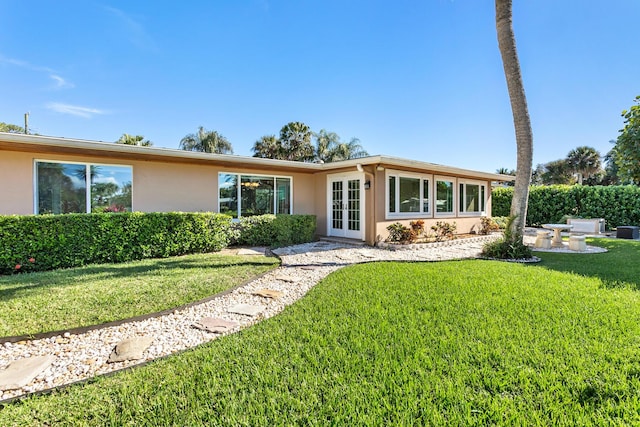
[0,253,279,337]
[3,239,640,425]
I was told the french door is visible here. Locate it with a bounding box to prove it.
[327,173,364,240]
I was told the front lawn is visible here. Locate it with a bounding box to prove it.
[0,252,279,337]
[3,240,640,425]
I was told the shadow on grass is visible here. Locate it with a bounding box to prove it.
[530,238,640,290]
[0,254,278,302]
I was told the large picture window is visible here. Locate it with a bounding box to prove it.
[219,173,291,218]
[36,161,132,214]
[459,181,486,215]
[387,171,431,218]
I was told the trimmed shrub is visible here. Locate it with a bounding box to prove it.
[492,185,640,228]
[234,214,316,247]
[0,212,232,275]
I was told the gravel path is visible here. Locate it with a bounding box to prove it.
[2,233,594,403]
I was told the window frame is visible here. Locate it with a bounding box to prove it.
[218,172,293,218]
[458,179,487,216]
[33,159,133,214]
[385,170,433,219]
[434,175,457,217]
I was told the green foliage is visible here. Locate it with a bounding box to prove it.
[431,221,457,242]
[612,95,640,184]
[492,185,640,228]
[180,126,233,154]
[385,222,414,244]
[0,213,233,275]
[479,217,500,234]
[481,215,532,260]
[115,133,152,146]
[234,214,316,247]
[0,121,26,134]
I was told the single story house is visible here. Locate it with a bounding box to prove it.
[0,132,513,245]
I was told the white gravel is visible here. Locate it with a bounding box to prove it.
[1,233,601,402]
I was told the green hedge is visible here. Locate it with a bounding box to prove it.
[0,212,233,275]
[234,214,317,247]
[492,185,640,228]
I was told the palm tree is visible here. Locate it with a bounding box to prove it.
[334,137,368,161]
[252,135,281,159]
[496,0,533,237]
[180,127,233,154]
[566,146,601,184]
[115,133,152,146]
[314,131,369,163]
[314,129,341,163]
[541,159,574,185]
[278,122,314,162]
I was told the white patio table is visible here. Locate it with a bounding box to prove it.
[542,223,574,248]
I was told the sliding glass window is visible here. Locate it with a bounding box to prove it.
[36,161,132,214]
[219,173,292,218]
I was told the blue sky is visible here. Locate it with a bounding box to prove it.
[1,1,638,172]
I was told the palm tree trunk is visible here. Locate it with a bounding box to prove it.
[496,0,533,238]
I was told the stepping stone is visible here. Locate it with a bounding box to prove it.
[227,303,265,316]
[108,336,154,363]
[252,289,285,299]
[275,274,300,283]
[192,317,239,333]
[0,355,55,391]
[237,247,266,256]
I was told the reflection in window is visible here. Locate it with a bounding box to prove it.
[436,180,454,214]
[459,182,486,214]
[241,175,274,216]
[219,173,292,217]
[399,177,420,213]
[91,165,132,212]
[36,161,132,214]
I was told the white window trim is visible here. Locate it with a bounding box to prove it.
[434,175,457,217]
[385,169,433,219]
[458,178,487,217]
[34,159,134,214]
[218,172,294,218]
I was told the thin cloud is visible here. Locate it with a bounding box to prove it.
[46,102,107,118]
[103,6,159,52]
[0,54,74,89]
[50,74,75,89]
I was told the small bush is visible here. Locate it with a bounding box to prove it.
[481,216,532,260]
[479,217,500,235]
[431,221,457,242]
[234,214,316,247]
[386,222,415,244]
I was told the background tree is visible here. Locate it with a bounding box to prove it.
[115,133,152,146]
[252,135,281,159]
[180,127,233,154]
[602,144,622,185]
[531,164,545,185]
[496,167,516,187]
[496,0,534,237]
[566,146,601,184]
[0,122,26,134]
[314,130,369,163]
[541,159,574,185]
[612,95,640,184]
[278,122,314,161]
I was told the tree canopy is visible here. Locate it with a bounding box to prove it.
[115,134,152,146]
[314,130,368,163]
[0,122,26,134]
[180,127,233,154]
[612,95,640,184]
[566,146,601,184]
